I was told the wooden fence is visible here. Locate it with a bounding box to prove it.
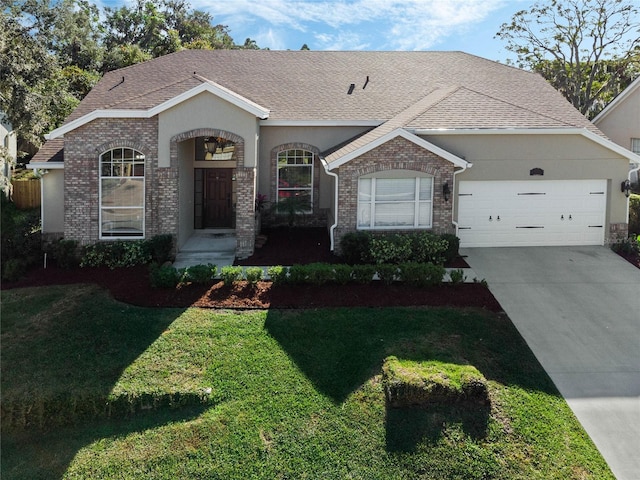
[12,180,41,209]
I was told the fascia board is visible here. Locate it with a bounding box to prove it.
[592,76,640,124]
[260,120,382,127]
[326,128,469,170]
[414,127,640,165]
[26,162,64,169]
[45,82,270,140]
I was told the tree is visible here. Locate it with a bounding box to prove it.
[496,0,640,117]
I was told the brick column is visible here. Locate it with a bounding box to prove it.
[235,167,256,258]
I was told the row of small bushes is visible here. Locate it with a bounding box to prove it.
[48,234,174,270]
[340,231,460,265]
[150,262,468,289]
[1,195,41,281]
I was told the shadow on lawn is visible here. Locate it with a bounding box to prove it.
[1,285,203,479]
[264,307,558,451]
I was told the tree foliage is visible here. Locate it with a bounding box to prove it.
[496,0,640,118]
[0,0,260,156]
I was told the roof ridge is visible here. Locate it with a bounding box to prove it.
[323,86,461,164]
[455,86,580,128]
[105,76,201,110]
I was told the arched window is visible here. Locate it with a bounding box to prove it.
[277,149,314,212]
[99,147,145,238]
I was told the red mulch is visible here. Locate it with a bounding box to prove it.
[2,227,500,310]
[1,264,502,311]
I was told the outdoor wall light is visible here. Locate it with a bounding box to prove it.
[621,179,631,198]
[442,182,450,202]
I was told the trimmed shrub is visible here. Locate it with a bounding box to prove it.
[305,262,334,285]
[629,194,639,236]
[382,356,489,408]
[147,234,174,264]
[448,268,466,285]
[287,264,307,284]
[183,264,217,284]
[439,233,460,265]
[399,262,446,287]
[370,235,413,264]
[50,239,79,269]
[351,264,376,284]
[80,240,151,269]
[410,232,449,264]
[244,267,264,285]
[149,264,181,288]
[332,264,353,285]
[339,231,372,264]
[267,265,287,285]
[376,264,399,285]
[219,265,243,286]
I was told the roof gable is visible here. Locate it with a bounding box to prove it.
[46,78,270,140]
[592,76,640,125]
[323,128,469,170]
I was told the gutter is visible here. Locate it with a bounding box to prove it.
[321,158,339,251]
[451,162,472,237]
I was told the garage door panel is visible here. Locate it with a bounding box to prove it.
[458,180,606,247]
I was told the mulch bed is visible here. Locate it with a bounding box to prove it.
[2,227,502,310]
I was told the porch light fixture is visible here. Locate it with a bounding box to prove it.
[621,179,631,198]
[442,182,450,202]
[204,137,219,154]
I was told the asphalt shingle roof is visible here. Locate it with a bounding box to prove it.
[64,50,598,132]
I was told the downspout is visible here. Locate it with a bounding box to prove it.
[451,162,472,237]
[321,158,339,251]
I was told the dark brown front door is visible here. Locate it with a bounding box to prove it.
[203,169,233,228]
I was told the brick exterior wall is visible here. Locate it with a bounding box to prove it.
[63,118,159,245]
[607,222,629,244]
[333,136,456,254]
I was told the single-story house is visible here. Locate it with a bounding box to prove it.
[29,50,640,257]
[592,76,640,188]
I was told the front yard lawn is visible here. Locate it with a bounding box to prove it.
[1,285,612,479]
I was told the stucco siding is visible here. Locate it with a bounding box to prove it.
[594,86,640,150]
[159,92,259,168]
[42,170,64,233]
[259,126,372,209]
[423,133,630,226]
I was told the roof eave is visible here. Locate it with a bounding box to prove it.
[324,128,469,170]
[45,82,270,140]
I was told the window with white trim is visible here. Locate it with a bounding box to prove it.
[100,147,145,238]
[358,176,433,229]
[277,149,313,211]
[631,138,640,155]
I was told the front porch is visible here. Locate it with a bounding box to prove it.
[173,230,236,270]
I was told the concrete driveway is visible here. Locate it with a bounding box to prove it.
[462,246,640,480]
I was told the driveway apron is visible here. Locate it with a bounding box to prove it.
[462,246,640,480]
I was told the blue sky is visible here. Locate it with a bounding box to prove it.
[197,0,529,61]
[99,0,532,62]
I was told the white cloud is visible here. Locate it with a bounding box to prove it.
[192,0,515,50]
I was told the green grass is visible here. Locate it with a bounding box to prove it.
[1,285,613,479]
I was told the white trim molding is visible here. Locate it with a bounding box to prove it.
[325,128,470,170]
[260,120,382,127]
[26,162,64,170]
[412,127,640,166]
[45,81,270,140]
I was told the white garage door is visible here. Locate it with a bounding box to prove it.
[457,180,607,247]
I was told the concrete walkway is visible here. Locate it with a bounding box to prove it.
[462,246,640,480]
[173,231,236,270]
